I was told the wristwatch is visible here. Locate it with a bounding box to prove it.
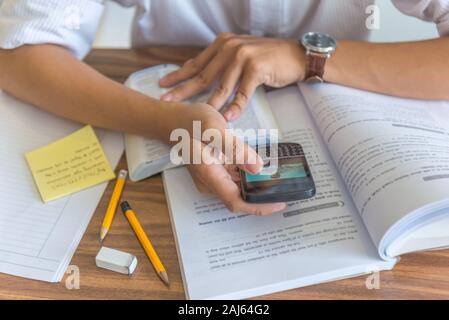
[300,32,337,83]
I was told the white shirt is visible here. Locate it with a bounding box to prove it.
[0,0,448,59]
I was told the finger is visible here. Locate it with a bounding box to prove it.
[193,176,212,194]
[233,200,287,216]
[200,114,263,174]
[186,158,212,194]
[188,146,285,216]
[223,69,261,121]
[225,164,241,182]
[222,131,263,174]
[210,173,286,215]
[207,61,243,110]
[200,139,225,165]
[159,34,232,88]
[159,51,216,88]
[161,55,229,102]
[187,165,213,194]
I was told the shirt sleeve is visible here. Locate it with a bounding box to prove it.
[0,0,105,59]
[392,0,449,36]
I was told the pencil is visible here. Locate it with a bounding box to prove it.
[100,169,127,242]
[120,201,170,286]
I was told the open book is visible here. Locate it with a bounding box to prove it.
[162,82,449,299]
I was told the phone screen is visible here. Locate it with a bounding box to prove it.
[245,162,308,183]
[241,143,316,203]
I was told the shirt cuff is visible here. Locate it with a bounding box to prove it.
[0,0,105,59]
[392,0,449,37]
[437,17,449,36]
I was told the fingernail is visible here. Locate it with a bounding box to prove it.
[256,154,263,166]
[224,110,235,121]
[245,163,262,174]
[244,165,255,174]
[161,93,173,101]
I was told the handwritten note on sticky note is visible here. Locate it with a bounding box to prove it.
[25,125,116,202]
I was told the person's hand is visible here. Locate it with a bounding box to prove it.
[187,162,286,216]
[169,102,261,176]
[168,102,286,215]
[169,102,228,140]
[186,140,287,216]
[159,33,306,121]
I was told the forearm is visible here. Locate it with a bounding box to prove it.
[324,37,449,100]
[0,44,177,141]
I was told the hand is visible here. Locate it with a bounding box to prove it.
[169,102,228,141]
[187,145,287,216]
[169,102,260,172]
[159,33,306,121]
[169,103,286,215]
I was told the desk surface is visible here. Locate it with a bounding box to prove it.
[1,48,448,300]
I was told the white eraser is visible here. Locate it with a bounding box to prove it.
[95,246,138,275]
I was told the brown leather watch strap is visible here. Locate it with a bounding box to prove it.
[304,54,327,83]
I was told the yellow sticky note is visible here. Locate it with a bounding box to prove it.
[25,125,116,202]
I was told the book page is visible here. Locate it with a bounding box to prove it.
[300,83,449,256]
[164,87,393,300]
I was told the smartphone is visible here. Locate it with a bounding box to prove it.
[240,143,316,203]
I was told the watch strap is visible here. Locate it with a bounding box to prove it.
[304,53,327,83]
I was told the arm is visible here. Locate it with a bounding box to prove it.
[0,44,284,215]
[159,34,449,121]
[325,38,449,100]
[0,44,179,141]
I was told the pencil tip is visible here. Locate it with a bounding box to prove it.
[159,271,170,287]
[100,227,108,242]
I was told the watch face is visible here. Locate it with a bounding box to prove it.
[301,32,337,54]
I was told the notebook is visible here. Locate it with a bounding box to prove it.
[0,91,123,282]
[163,84,449,299]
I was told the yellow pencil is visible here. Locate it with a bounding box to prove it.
[100,169,127,242]
[120,201,170,286]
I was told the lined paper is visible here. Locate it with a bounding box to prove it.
[0,91,123,282]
